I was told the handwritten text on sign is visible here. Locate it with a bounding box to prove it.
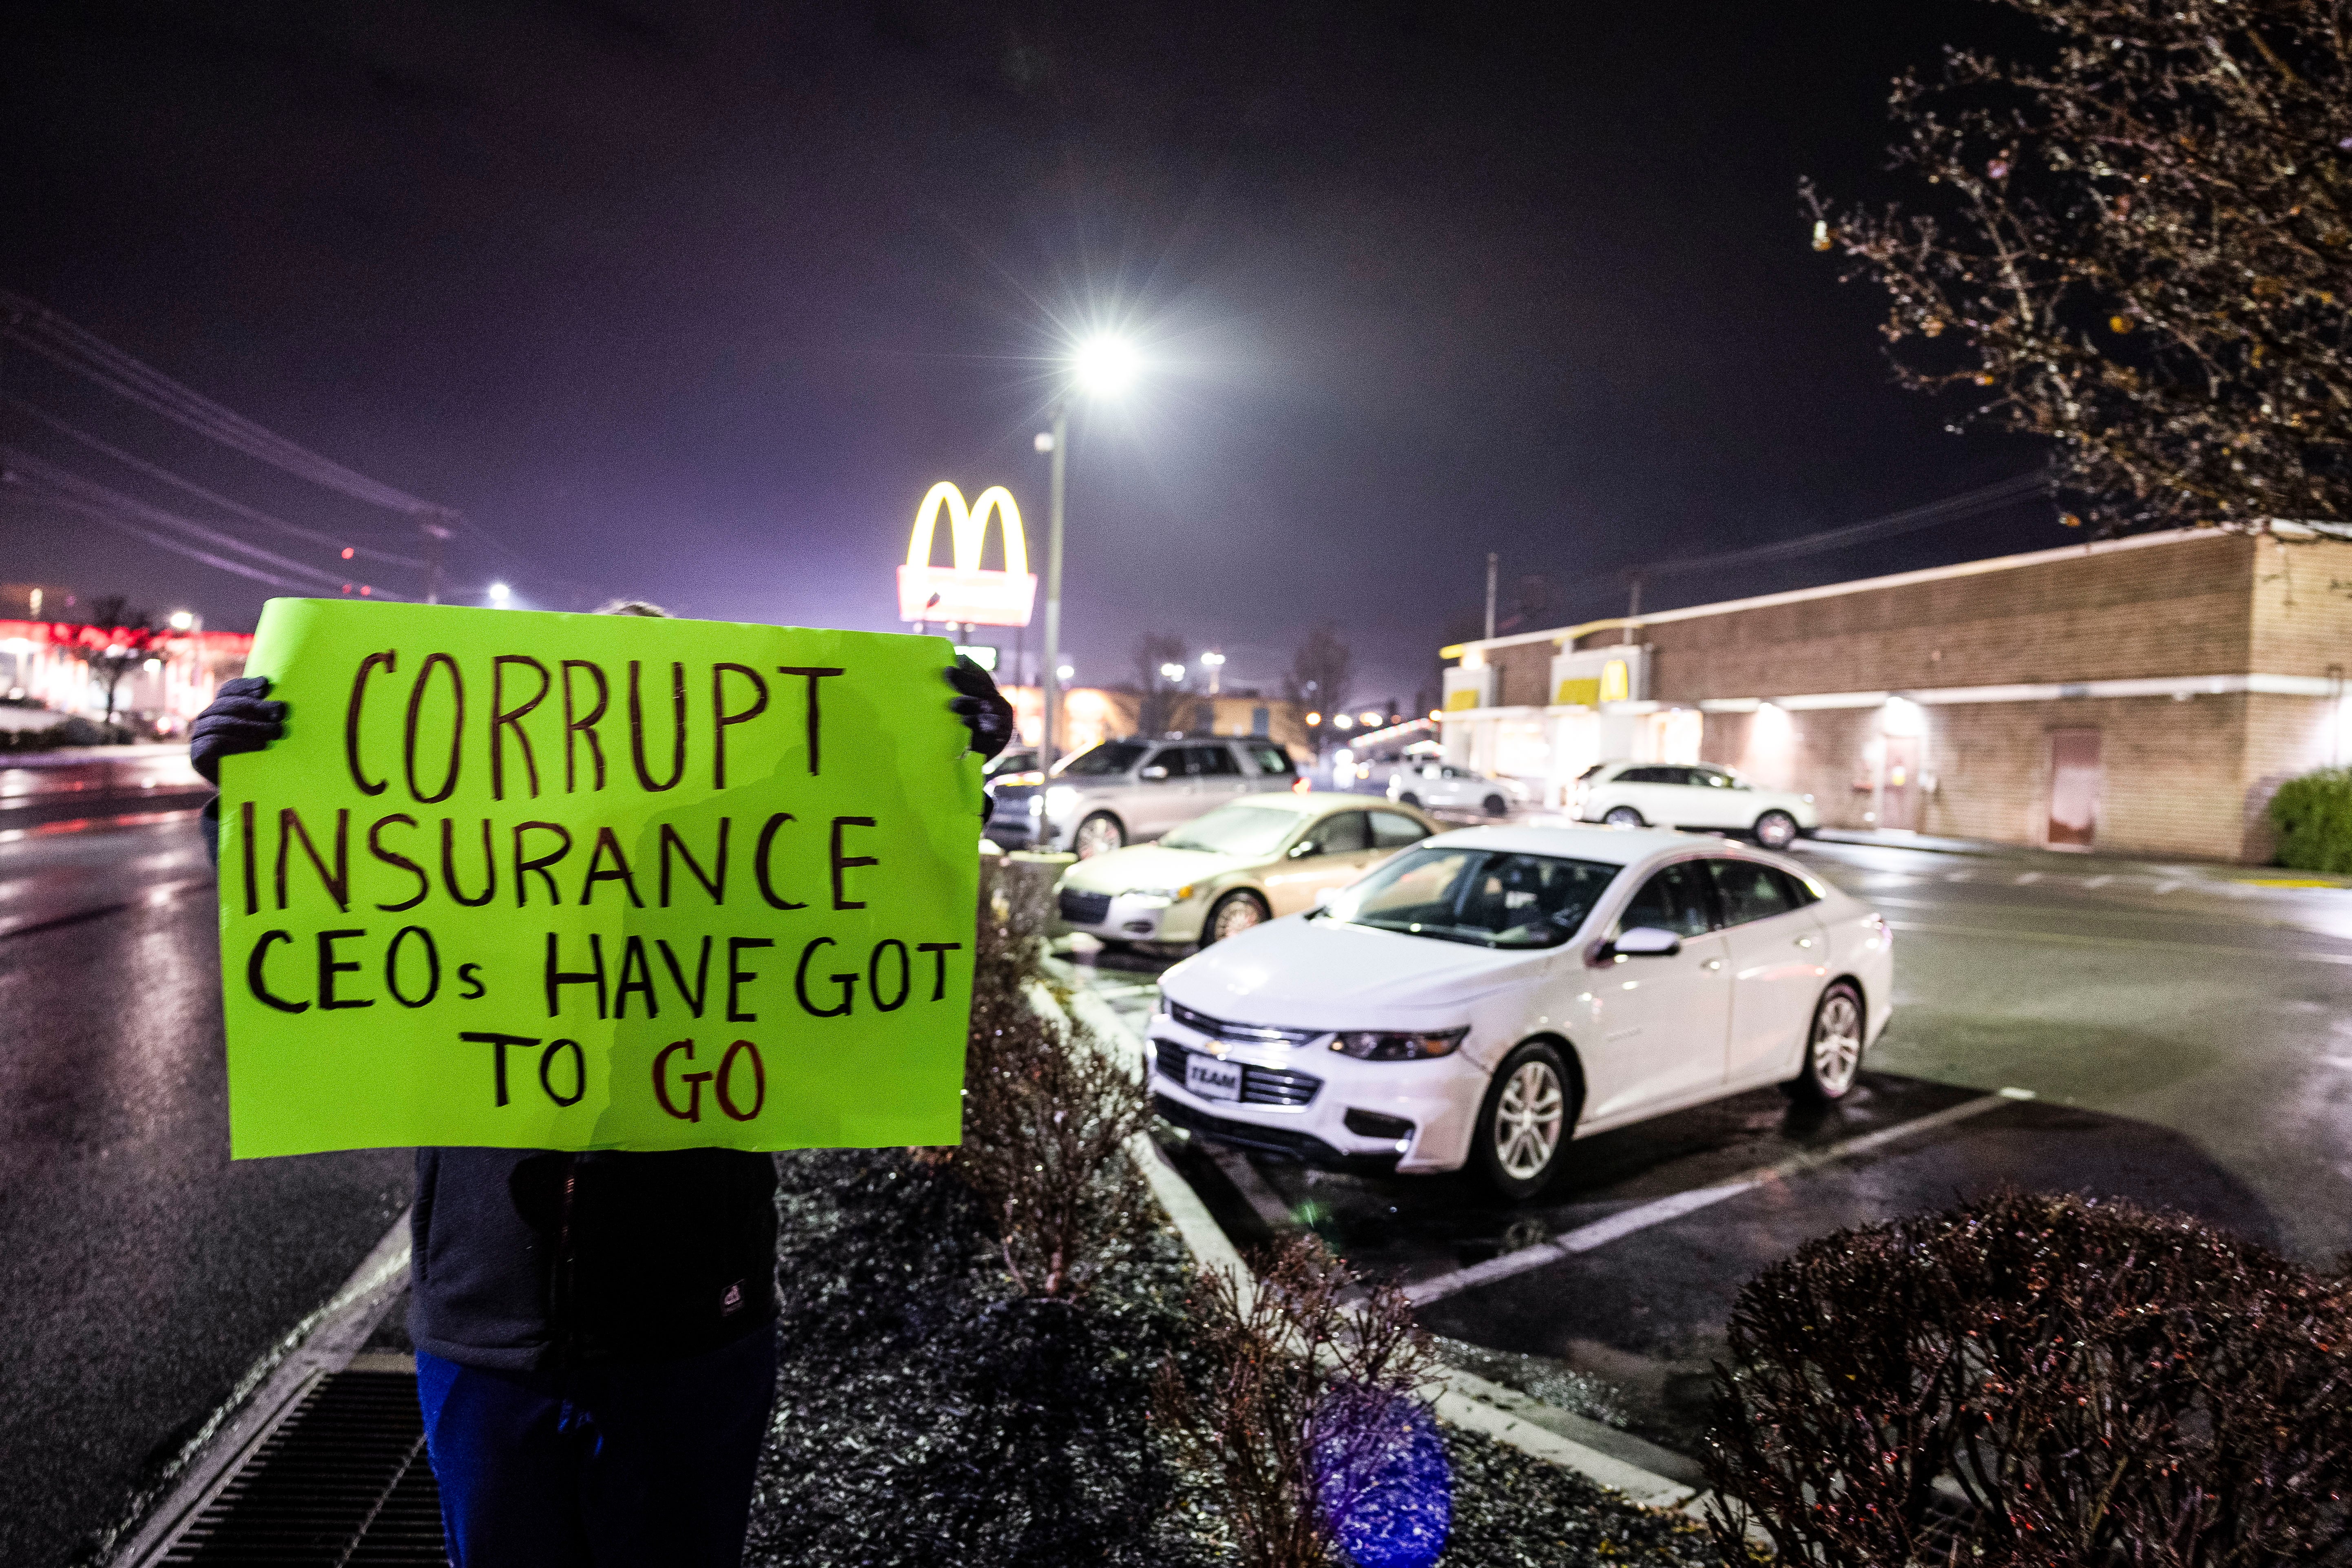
[217,599,980,1159]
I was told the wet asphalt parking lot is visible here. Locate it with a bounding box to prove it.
[5,761,2351,1559]
[1072,830,2352,1460]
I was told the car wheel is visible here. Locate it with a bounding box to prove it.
[1072,813,1126,859]
[1753,809,1799,850]
[1786,982,1865,1103]
[1398,792,1421,807]
[1482,793,1508,817]
[1472,1041,1578,1201]
[1203,889,1270,945]
[1601,805,1645,828]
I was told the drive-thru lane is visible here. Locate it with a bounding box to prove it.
[1070,833,2352,1457]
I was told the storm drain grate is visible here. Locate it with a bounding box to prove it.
[163,1369,445,1565]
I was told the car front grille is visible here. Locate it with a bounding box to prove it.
[1059,889,1113,925]
[1167,998,1323,1046]
[1154,1038,1322,1108]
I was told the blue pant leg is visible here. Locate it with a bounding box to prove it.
[573,1328,780,1568]
[416,1350,596,1568]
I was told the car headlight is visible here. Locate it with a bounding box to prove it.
[1328,1027,1467,1062]
[1026,794,1045,816]
[1126,885,1194,905]
[1043,785,1079,820]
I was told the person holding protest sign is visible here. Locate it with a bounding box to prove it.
[191,604,1014,1568]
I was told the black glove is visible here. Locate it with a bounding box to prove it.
[944,657,1014,762]
[190,676,287,784]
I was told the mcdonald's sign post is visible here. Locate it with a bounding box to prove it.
[896,482,1038,628]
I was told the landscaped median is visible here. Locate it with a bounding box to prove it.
[739,855,1732,1568]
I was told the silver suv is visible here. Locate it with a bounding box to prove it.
[986,736,1300,857]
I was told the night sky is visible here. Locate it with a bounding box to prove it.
[1,0,2060,710]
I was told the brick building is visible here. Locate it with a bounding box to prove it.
[1437,527,2352,862]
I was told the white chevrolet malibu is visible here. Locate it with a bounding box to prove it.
[1148,824,1891,1199]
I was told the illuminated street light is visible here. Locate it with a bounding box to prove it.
[1334,714,1356,730]
[1072,333,1139,397]
[1038,330,1144,772]
[488,582,511,606]
[167,610,195,632]
[1199,649,1225,695]
[1359,709,1382,726]
[1159,662,1185,683]
[1305,711,1323,726]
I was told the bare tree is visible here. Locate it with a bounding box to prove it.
[1130,629,1191,737]
[49,594,163,734]
[1806,0,2352,533]
[1284,623,1354,753]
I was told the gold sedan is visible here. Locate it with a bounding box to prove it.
[1053,793,1443,950]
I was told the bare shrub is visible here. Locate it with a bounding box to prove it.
[1154,1235,1447,1568]
[1704,1190,2352,1566]
[956,856,1154,1299]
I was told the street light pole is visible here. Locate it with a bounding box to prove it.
[1040,404,1069,772]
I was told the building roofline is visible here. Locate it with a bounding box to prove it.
[1439,527,2226,660]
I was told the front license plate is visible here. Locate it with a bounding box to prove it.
[1185,1053,1243,1103]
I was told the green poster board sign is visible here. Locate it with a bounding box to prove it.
[217,599,980,1159]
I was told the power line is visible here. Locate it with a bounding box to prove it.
[0,291,612,605]
[3,447,404,597]
[0,290,448,519]
[1628,471,2051,581]
[6,398,427,569]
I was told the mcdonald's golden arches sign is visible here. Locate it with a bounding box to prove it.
[895,482,1037,628]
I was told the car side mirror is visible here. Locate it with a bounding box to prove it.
[1140,765,1169,780]
[1604,925,1682,960]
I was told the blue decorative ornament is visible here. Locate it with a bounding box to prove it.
[1309,1384,1452,1568]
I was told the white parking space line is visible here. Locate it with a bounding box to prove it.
[1402,1090,2032,1308]
[1205,1145,1299,1234]
[2082,875,2114,888]
[2013,872,2041,885]
[1886,919,2352,966]
[2151,880,2183,894]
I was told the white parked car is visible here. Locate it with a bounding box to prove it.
[1386,762,1532,817]
[1148,824,1890,1199]
[1573,761,1817,849]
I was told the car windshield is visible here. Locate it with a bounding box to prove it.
[1327,847,1620,949]
[1053,742,1148,777]
[1162,803,1303,856]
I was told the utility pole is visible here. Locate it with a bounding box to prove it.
[1038,409,1069,771]
[1624,572,1642,645]
[422,514,455,605]
[1483,553,1498,640]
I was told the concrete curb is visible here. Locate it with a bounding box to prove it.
[109,1212,413,1567]
[1063,983,1721,1523]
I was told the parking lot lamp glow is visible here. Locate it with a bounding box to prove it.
[1040,332,1143,774]
[1159,661,1185,683]
[488,582,511,606]
[1073,333,1139,396]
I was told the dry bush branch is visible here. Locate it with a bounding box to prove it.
[955,856,1155,1300]
[1703,1189,2352,1567]
[1153,1235,1448,1568]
